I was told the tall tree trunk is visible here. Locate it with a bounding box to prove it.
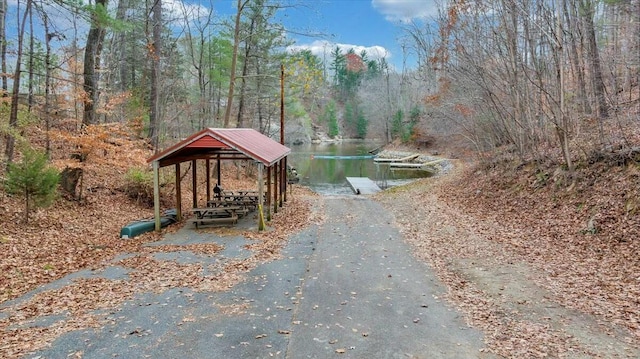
[5,0,32,167]
[224,0,246,128]
[27,3,34,111]
[112,0,128,91]
[83,0,108,126]
[198,35,206,129]
[564,0,590,114]
[236,15,255,129]
[44,14,53,156]
[0,0,7,95]
[257,59,265,133]
[524,1,543,150]
[504,0,525,159]
[130,34,137,88]
[581,0,609,124]
[557,0,573,172]
[634,0,640,95]
[148,0,162,151]
[235,59,248,128]
[621,0,638,100]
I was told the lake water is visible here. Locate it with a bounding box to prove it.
[288,141,432,195]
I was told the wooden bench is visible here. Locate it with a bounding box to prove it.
[192,215,238,228]
[191,206,240,228]
[208,190,261,212]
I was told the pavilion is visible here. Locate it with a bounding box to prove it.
[146,128,291,230]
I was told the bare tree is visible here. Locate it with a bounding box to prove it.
[223,0,248,128]
[563,0,590,114]
[235,5,256,129]
[580,0,609,126]
[148,0,162,150]
[106,0,129,92]
[0,0,7,95]
[83,0,108,126]
[43,12,53,155]
[181,1,215,129]
[27,1,34,111]
[5,0,32,167]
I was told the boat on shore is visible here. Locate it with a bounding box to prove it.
[120,209,177,239]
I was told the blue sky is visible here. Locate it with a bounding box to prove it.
[200,0,441,70]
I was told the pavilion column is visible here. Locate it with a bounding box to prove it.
[153,161,161,231]
[206,159,211,204]
[192,159,197,207]
[273,162,278,214]
[217,155,221,187]
[266,165,272,221]
[175,163,182,221]
[258,163,265,231]
[282,157,287,203]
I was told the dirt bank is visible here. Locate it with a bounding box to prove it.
[376,161,640,358]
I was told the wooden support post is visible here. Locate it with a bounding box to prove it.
[280,160,284,205]
[153,161,161,231]
[217,155,221,186]
[175,163,182,221]
[206,159,211,203]
[192,159,197,208]
[258,163,265,231]
[266,165,272,221]
[273,162,279,213]
[283,157,287,203]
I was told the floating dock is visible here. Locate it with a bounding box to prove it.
[389,162,429,168]
[312,155,376,160]
[345,177,382,195]
[373,154,420,163]
[388,158,446,171]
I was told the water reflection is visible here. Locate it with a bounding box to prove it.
[288,141,432,195]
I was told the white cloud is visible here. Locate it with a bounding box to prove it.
[288,40,391,62]
[371,0,441,22]
[163,0,216,25]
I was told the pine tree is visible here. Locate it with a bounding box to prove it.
[356,112,368,139]
[344,102,354,132]
[4,148,60,223]
[392,109,404,139]
[324,100,339,138]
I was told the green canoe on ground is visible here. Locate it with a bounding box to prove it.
[120,209,177,239]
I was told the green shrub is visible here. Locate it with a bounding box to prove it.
[4,148,60,223]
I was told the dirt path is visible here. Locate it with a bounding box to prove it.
[376,163,640,358]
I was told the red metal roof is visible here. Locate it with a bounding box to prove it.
[187,136,228,149]
[147,128,290,167]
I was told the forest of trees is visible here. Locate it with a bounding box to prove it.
[410,0,640,169]
[0,0,638,172]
